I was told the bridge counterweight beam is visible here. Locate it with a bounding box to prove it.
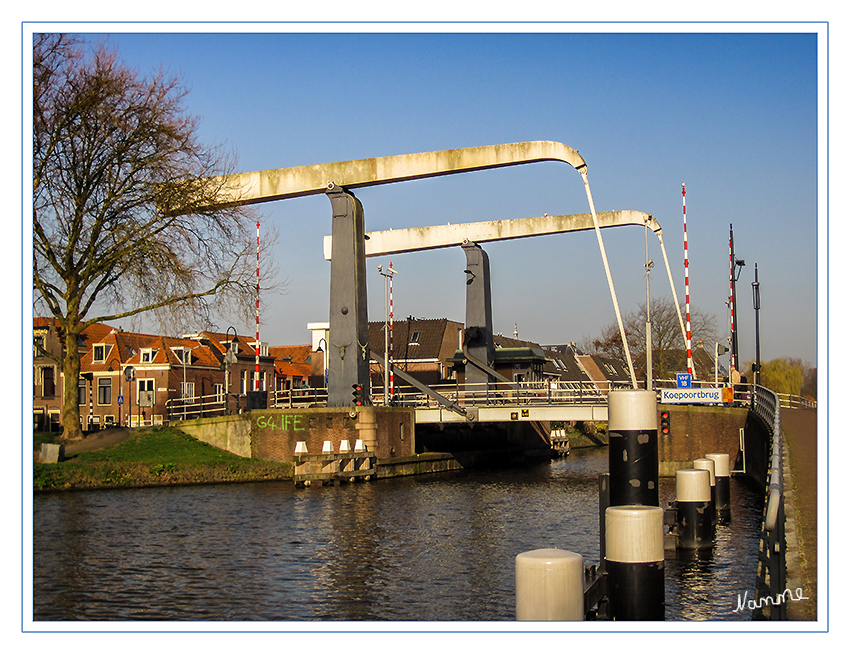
[326,185,371,407]
[462,243,495,391]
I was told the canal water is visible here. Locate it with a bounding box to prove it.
[32,448,763,623]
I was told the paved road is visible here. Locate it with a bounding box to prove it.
[781,407,818,621]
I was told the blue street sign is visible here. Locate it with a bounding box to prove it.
[676,373,692,388]
[117,395,124,405]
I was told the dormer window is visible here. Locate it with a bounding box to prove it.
[141,348,153,363]
[409,331,420,345]
[173,347,191,364]
[93,344,107,362]
[252,342,269,357]
[222,340,239,355]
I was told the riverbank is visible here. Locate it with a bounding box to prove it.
[33,427,293,492]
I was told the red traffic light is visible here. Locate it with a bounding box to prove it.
[352,383,364,406]
[660,410,671,435]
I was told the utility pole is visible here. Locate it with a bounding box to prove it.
[378,263,397,404]
[729,224,745,380]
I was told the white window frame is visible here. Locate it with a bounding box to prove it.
[93,344,107,362]
[97,377,112,405]
[138,378,154,402]
[141,348,153,363]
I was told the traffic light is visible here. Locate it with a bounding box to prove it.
[660,410,671,436]
[352,383,364,406]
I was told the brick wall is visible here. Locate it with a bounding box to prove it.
[657,405,749,476]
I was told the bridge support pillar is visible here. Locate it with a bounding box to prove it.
[326,185,371,407]
[462,243,495,391]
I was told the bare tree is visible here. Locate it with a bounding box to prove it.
[33,34,275,439]
[591,298,718,380]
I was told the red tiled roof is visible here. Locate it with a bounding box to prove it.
[270,344,312,378]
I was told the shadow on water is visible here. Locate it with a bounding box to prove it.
[33,448,762,622]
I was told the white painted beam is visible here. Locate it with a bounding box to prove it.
[324,210,658,259]
[179,141,587,211]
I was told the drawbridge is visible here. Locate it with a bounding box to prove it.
[173,141,687,421]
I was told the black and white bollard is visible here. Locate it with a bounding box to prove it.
[675,469,713,550]
[706,453,731,523]
[515,549,585,620]
[605,505,665,620]
[608,390,659,507]
[693,458,717,524]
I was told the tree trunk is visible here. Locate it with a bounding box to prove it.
[60,327,83,441]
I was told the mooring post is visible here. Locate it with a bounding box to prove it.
[598,472,610,570]
[693,458,718,525]
[706,452,731,523]
[515,549,585,620]
[675,469,713,550]
[605,505,665,620]
[607,390,659,507]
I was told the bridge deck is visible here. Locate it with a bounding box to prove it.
[414,404,608,423]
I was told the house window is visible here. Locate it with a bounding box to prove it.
[93,345,106,362]
[78,378,87,405]
[141,348,153,363]
[41,366,55,397]
[214,384,224,403]
[138,378,154,403]
[180,381,195,399]
[34,335,44,357]
[97,378,112,405]
[410,331,420,344]
[240,370,247,394]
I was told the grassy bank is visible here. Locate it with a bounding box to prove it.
[34,427,292,491]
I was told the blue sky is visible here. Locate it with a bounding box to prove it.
[60,28,822,366]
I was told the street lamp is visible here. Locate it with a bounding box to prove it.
[316,337,328,388]
[378,263,398,405]
[752,263,761,386]
[224,326,238,414]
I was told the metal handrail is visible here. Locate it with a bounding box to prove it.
[751,384,787,620]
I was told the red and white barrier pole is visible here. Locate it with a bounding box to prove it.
[255,219,260,391]
[683,184,693,377]
[389,261,394,398]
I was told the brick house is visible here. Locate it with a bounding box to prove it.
[368,318,465,392]
[269,344,313,392]
[33,318,276,431]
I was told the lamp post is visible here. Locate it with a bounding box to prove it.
[224,326,237,414]
[378,263,398,405]
[752,263,761,386]
[316,337,328,389]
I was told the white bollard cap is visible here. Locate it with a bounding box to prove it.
[322,440,333,454]
[705,452,730,477]
[605,505,664,563]
[354,439,366,452]
[294,441,308,454]
[339,439,351,453]
[676,468,711,503]
[608,389,658,431]
[693,458,716,485]
[515,549,584,621]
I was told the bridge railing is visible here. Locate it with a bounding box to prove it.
[270,387,328,408]
[750,384,787,620]
[165,392,232,422]
[373,380,630,408]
